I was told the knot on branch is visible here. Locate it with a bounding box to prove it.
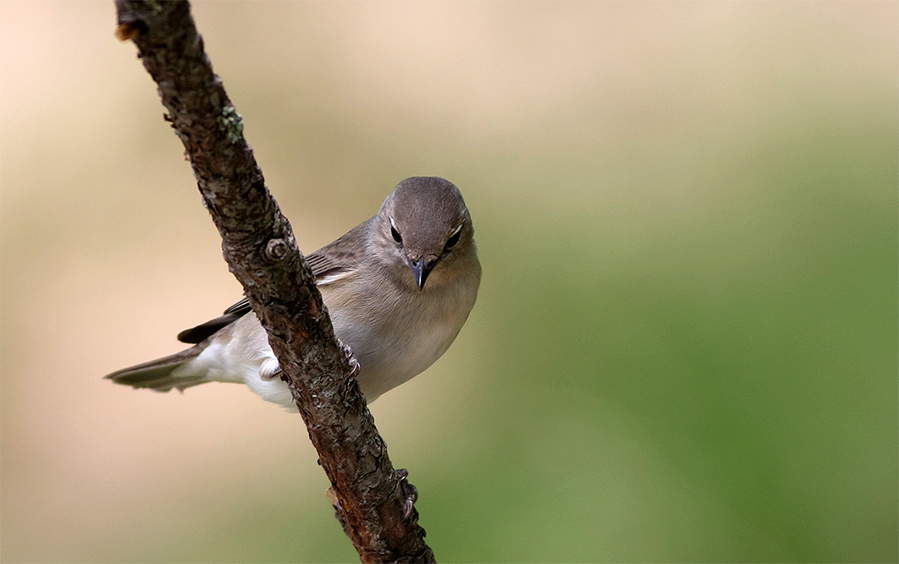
[265,238,290,261]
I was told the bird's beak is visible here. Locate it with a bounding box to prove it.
[409,257,434,290]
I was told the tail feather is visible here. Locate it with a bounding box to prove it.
[105,347,208,392]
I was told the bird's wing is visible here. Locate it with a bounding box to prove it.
[176,306,249,343]
[176,218,372,344]
[303,219,369,286]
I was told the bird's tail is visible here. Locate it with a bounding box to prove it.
[105,347,208,392]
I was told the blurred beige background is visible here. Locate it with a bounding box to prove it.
[1,1,896,562]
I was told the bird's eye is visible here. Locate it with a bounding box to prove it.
[390,221,403,244]
[444,228,462,251]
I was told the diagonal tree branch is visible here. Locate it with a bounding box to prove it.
[113,1,434,561]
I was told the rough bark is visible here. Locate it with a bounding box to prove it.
[113,1,434,561]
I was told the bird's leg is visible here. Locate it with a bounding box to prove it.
[262,344,357,382]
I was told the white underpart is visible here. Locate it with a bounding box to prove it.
[170,261,478,409]
[173,317,294,408]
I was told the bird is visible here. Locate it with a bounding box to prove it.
[105,176,481,408]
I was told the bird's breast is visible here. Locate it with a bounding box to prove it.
[321,271,477,400]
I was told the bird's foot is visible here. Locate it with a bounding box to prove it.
[339,340,360,376]
[396,468,418,519]
[260,358,283,381]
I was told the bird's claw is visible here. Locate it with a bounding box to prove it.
[340,341,360,376]
[396,468,418,519]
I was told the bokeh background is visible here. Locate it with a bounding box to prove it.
[1,1,896,562]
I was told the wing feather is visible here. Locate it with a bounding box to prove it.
[175,218,372,343]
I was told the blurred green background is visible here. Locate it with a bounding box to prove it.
[1,1,896,562]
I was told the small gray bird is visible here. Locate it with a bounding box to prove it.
[105,177,481,408]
